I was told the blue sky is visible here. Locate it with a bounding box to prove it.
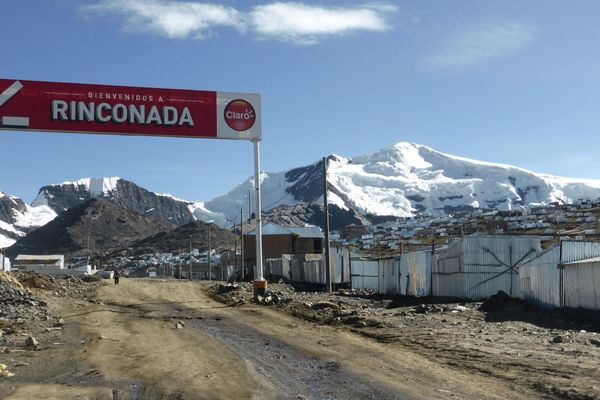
[1,0,599,203]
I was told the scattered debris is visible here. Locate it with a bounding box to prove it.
[0,363,15,378]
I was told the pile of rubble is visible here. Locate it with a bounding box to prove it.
[11,271,100,301]
[213,282,293,306]
[0,272,49,323]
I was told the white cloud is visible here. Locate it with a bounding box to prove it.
[82,1,396,44]
[425,22,536,70]
[82,0,244,39]
[249,3,395,45]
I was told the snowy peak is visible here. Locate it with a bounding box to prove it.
[354,142,432,175]
[32,177,121,208]
[69,177,120,196]
[31,178,196,226]
[204,141,600,223]
[0,192,56,248]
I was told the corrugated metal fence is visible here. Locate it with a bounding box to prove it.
[264,247,351,285]
[434,236,541,299]
[351,250,432,297]
[520,241,600,309]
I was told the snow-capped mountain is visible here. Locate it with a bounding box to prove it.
[0,178,227,249]
[205,142,600,221]
[0,192,56,248]
[32,177,204,226]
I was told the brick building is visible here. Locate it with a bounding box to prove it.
[244,223,324,265]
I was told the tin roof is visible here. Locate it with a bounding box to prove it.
[246,222,324,239]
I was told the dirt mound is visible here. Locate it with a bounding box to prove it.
[480,290,522,312]
[14,272,57,290]
[0,271,26,291]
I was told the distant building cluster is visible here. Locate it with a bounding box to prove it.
[339,199,600,255]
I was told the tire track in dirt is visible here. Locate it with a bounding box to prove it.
[191,315,409,400]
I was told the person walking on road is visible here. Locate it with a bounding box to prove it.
[113,269,120,285]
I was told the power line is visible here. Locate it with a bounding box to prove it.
[260,191,293,211]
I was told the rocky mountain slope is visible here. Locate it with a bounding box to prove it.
[262,202,368,231]
[121,220,237,257]
[32,177,197,226]
[5,198,172,258]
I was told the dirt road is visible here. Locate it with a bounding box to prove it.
[1,279,548,399]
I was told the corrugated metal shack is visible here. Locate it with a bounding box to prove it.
[520,241,600,309]
[433,236,542,299]
[350,250,433,297]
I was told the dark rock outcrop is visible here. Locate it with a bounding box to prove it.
[262,202,368,231]
[122,220,237,256]
[6,198,172,258]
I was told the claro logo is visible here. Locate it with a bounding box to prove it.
[224,99,256,132]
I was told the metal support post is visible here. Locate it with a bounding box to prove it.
[253,139,266,298]
[323,157,332,293]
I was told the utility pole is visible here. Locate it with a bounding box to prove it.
[178,248,182,281]
[1,249,5,272]
[248,189,252,224]
[323,157,332,293]
[233,221,237,279]
[208,223,212,281]
[189,235,192,280]
[240,208,244,281]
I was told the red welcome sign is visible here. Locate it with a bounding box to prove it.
[0,79,261,140]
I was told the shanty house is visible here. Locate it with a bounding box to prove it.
[14,254,65,271]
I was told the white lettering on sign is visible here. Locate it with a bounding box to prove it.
[51,100,194,127]
[225,109,254,120]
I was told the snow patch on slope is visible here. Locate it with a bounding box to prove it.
[0,234,14,249]
[14,204,57,229]
[188,202,227,226]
